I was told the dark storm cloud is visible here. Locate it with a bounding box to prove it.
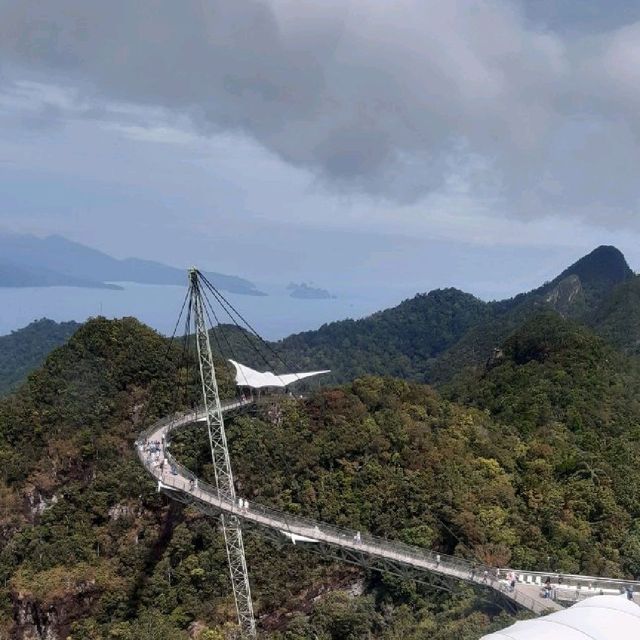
[1,0,640,222]
[522,0,640,33]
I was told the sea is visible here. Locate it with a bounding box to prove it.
[0,281,408,340]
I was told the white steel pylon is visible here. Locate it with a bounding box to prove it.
[188,268,256,638]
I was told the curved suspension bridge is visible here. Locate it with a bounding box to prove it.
[136,402,640,615]
[136,269,640,637]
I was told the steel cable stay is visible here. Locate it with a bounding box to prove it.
[198,271,303,372]
[177,289,194,410]
[194,273,281,395]
[135,286,191,442]
[196,273,321,530]
[198,285,254,391]
[197,271,291,388]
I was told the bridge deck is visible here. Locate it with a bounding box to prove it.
[136,401,639,616]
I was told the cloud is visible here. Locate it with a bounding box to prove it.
[1,0,640,225]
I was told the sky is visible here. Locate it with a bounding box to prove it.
[2,0,640,308]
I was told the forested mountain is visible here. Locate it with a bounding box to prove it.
[219,245,636,386]
[430,245,635,383]
[0,317,511,639]
[209,288,494,385]
[446,312,640,576]
[492,244,634,317]
[589,276,640,356]
[3,310,640,638]
[0,319,81,396]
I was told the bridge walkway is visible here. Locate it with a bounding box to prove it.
[135,401,639,616]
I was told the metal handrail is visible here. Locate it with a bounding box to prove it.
[136,402,640,615]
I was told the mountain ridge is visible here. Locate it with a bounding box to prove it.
[0,233,265,296]
[4,309,640,637]
[428,245,635,382]
[3,244,638,396]
[0,319,81,396]
[206,244,638,387]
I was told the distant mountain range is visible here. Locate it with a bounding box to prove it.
[0,233,265,295]
[4,244,639,394]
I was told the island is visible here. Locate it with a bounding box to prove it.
[287,282,336,299]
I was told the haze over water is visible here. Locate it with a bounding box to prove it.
[0,282,407,340]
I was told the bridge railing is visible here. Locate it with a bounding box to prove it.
[139,412,471,564]
[137,404,639,614]
[154,445,556,613]
[142,418,551,603]
[506,569,637,594]
[135,399,249,447]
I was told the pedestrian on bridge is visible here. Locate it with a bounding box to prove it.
[436,554,441,568]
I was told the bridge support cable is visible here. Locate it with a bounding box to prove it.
[199,273,293,378]
[188,269,257,638]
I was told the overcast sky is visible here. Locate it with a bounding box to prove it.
[2,0,640,305]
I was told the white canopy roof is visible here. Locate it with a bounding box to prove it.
[229,359,330,389]
[482,596,640,640]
